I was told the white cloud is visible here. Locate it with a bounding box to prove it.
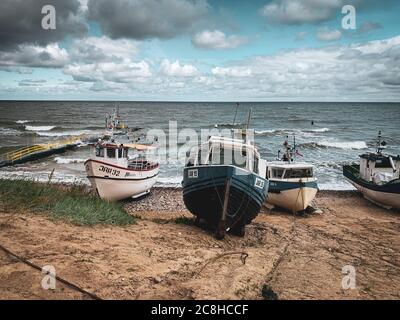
[204,36,400,100]
[159,59,199,77]
[211,66,252,77]
[192,30,248,50]
[70,36,139,62]
[0,43,69,68]
[64,61,152,83]
[316,27,342,41]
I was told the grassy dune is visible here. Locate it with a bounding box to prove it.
[0,179,135,226]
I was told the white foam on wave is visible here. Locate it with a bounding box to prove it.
[255,127,329,135]
[317,140,367,150]
[54,157,86,164]
[25,125,56,131]
[307,127,330,133]
[36,129,99,137]
[318,181,356,191]
[0,127,22,136]
[155,176,182,187]
[16,120,30,124]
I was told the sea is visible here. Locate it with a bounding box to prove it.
[0,101,399,190]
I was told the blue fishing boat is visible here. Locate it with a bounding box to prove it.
[343,131,400,209]
[183,134,269,239]
[265,136,318,212]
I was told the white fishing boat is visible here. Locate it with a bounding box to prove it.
[85,139,159,201]
[265,136,318,212]
[343,131,400,209]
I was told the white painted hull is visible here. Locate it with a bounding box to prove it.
[345,179,400,209]
[266,187,318,212]
[85,160,158,201]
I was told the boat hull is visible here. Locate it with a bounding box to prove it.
[266,180,318,212]
[343,165,400,209]
[182,165,268,231]
[85,159,158,201]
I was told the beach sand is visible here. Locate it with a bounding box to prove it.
[0,189,399,300]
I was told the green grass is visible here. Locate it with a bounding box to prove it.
[173,216,195,225]
[0,179,135,226]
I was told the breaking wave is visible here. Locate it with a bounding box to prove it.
[35,129,100,137]
[255,127,329,136]
[25,125,56,131]
[54,157,86,164]
[300,140,368,150]
[0,127,22,136]
[305,127,330,133]
[16,120,30,124]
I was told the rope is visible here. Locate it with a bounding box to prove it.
[0,244,102,300]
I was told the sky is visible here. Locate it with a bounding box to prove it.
[0,0,399,101]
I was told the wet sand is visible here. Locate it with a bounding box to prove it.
[0,189,399,300]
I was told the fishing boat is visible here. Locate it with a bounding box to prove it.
[343,131,400,209]
[105,105,128,136]
[265,136,318,212]
[182,118,269,239]
[85,139,159,201]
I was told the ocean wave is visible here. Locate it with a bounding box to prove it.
[255,128,329,136]
[300,140,367,150]
[255,129,289,135]
[25,125,56,131]
[155,176,182,187]
[0,127,22,136]
[16,120,30,124]
[305,127,330,133]
[54,157,86,164]
[36,129,100,137]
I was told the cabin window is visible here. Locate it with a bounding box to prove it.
[253,156,259,174]
[95,147,104,157]
[107,148,116,158]
[118,148,123,158]
[283,168,313,179]
[123,149,128,158]
[272,169,284,179]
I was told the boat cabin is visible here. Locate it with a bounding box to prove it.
[266,162,315,181]
[187,136,266,176]
[94,141,158,171]
[359,153,400,183]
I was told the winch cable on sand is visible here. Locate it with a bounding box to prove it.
[264,191,301,286]
[0,243,102,300]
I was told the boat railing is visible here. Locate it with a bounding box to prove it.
[128,159,159,171]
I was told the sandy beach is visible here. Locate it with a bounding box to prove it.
[0,188,399,300]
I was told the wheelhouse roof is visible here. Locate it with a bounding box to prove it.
[266,161,314,169]
[359,153,400,161]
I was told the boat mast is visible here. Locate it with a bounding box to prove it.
[376,130,386,155]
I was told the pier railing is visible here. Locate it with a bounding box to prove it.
[0,134,88,164]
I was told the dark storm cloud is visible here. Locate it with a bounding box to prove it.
[87,0,209,40]
[0,0,87,49]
